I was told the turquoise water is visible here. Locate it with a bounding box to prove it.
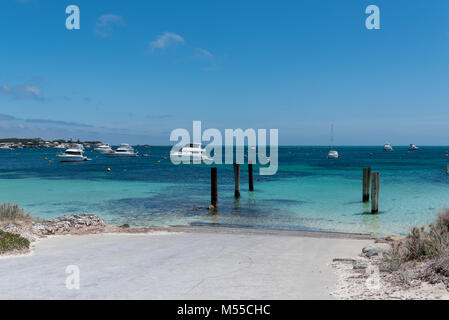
[1,146,449,236]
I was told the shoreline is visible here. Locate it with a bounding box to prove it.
[153,225,374,239]
[0,225,374,259]
[1,214,375,258]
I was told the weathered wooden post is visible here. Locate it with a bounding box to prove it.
[363,167,371,202]
[248,162,254,191]
[233,163,240,198]
[211,167,218,209]
[371,172,380,214]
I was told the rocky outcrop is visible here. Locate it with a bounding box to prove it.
[31,214,106,236]
[0,214,107,243]
[362,244,391,258]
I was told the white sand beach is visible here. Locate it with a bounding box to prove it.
[0,227,372,300]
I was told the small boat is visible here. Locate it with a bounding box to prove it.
[57,147,91,162]
[54,145,66,149]
[327,124,339,159]
[94,143,112,153]
[383,142,394,152]
[0,144,12,150]
[170,143,213,162]
[104,144,138,158]
[409,144,419,151]
[327,150,339,159]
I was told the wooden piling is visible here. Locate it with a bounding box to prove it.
[233,163,240,198]
[211,167,218,208]
[362,167,371,202]
[371,172,380,214]
[248,162,254,191]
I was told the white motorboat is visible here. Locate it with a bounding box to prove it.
[54,144,67,149]
[57,148,91,162]
[384,142,394,152]
[104,143,138,158]
[409,144,419,150]
[94,143,112,153]
[0,144,12,150]
[327,124,339,159]
[170,143,213,162]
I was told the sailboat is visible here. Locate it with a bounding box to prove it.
[327,124,339,159]
[383,142,394,152]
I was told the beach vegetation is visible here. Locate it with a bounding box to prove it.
[381,208,449,281]
[0,230,30,254]
[0,203,32,222]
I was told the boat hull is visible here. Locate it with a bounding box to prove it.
[104,153,138,158]
[95,148,112,154]
[57,156,89,162]
[170,153,212,162]
[327,150,339,159]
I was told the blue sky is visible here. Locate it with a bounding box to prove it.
[1,0,449,145]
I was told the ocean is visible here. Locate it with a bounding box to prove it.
[1,146,449,236]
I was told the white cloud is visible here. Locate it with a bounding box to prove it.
[195,48,213,57]
[0,85,12,93]
[24,86,41,96]
[149,32,185,52]
[0,84,42,100]
[94,14,125,37]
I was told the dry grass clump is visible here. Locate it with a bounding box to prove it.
[382,209,449,284]
[381,242,405,272]
[0,203,32,222]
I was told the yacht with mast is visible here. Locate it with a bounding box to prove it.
[384,142,394,152]
[327,125,339,159]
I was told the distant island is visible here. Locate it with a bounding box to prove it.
[0,138,102,149]
[0,138,151,149]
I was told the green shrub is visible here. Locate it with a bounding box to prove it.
[0,230,30,254]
